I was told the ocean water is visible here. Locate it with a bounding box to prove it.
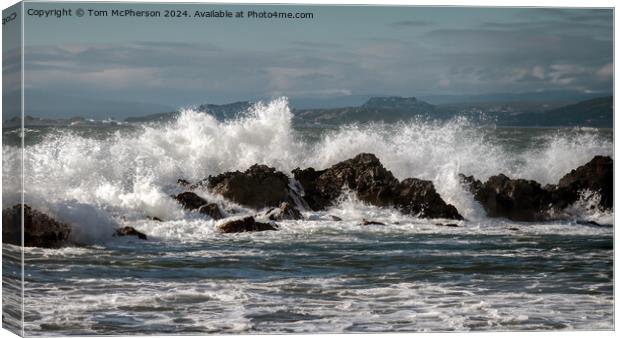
[2,98,614,335]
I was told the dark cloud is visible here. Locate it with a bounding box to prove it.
[22,8,612,108]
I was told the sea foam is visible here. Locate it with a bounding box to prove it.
[2,97,613,243]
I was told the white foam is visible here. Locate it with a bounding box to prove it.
[2,98,613,244]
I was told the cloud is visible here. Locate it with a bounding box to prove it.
[596,63,613,80]
[22,7,613,107]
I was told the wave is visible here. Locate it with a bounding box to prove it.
[2,98,613,243]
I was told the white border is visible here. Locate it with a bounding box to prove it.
[0,1,616,338]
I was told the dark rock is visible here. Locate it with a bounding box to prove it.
[2,204,71,248]
[175,192,224,219]
[458,174,483,195]
[435,223,459,227]
[329,215,343,221]
[217,216,278,233]
[471,174,551,221]
[294,153,462,220]
[177,179,191,187]
[314,153,399,208]
[508,227,519,231]
[147,216,163,222]
[576,220,609,227]
[549,155,613,210]
[188,178,209,190]
[361,219,386,226]
[265,202,303,221]
[395,178,463,220]
[199,203,224,220]
[175,192,208,210]
[460,156,613,221]
[291,167,328,210]
[114,226,147,240]
[207,164,294,209]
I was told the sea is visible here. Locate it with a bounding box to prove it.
[2,98,614,335]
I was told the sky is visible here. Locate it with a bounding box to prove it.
[7,3,615,114]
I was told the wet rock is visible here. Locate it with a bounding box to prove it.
[361,219,386,226]
[175,191,209,210]
[435,223,459,228]
[549,155,613,210]
[460,156,613,221]
[207,164,294,209]
[147,216,163,222]
[114,226,147,240]
[294,153,462,220]
[329,215,343,221]
[265,202,303,221]
[2,204,71,248]
[302,153,399,209]
[470,174,551,221]
[175,192,224,219]
[199,203,224,220]
[217,216,278,233]
[395,178,463,220]
[458,174,483,195]
[177,179,191,187]
[291,167,327,211]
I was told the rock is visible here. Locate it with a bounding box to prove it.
[177,179,191,187]
[188,178,209,190]
[175,192,208,210]
[175,192,224,219]
[217,216,278,233]
[549,156,613,210]
[265,202,303,221]
[114,226,147,240]
[395,178,463,220]
[207,164,295,209]
[294,153,462,220]
[459,156,613,221]
[2,204,71,248]
[291,167,327,211]
[304,153,399,209]
[470,174,551,221]
[147,216,163,222]
[435,223,459,227]
[199,203,224,220]
[361,219,386,225]
[458,174,483,195]
[329,215,343,221]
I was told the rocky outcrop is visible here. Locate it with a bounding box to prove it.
[199,203,225,220]
[207,165,295,209]
[549,155,613,210]
[293,153,462,220]
[264,202,303,221]
[361,219,386,226]
[395,178,463,220]
[175,192,209,210]
[114,226,147,240]
[291,167,327,211]
[461,174,551,221]
[217,216,278,233]
[174,192,224,219]
[460,156,613,221]
[2,204,71,248]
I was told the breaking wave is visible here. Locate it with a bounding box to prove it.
[2,97,613,243]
